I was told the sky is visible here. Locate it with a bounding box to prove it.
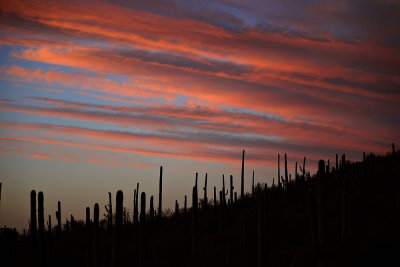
[0,0,399,231]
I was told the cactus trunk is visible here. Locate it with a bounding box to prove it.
[203,173,208,207]
[241,150,245,199]
[278,154,281,188]
[230,175,234,204]
[158,166,163,220]
[252,171,255,197]
[150,196,154,221]
[140,192,146,223]
[112,190,123,267]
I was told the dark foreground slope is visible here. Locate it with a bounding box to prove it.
[1,150,399,267]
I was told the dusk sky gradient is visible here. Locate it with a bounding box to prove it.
[0,0,399,230]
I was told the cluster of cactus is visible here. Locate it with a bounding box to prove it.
[18,145,400,266]
[105,192,112,229]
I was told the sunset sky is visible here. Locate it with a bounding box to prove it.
[0,0,399,230]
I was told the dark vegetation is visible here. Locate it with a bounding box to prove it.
[0,144,399,267]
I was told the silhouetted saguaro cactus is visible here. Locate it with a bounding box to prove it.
[93,203,99,267]
[150,196,154,221]
[56,201,61,233]
[192,186,198,215]
[241,150,245,198]
[139,192,146,267]
[252,171,255,197]
[203,173,208,207]
[105,192,112,229]
[278,154,281,188]
[222,175,228,205]
[140,192,146,223]
[234,192,237,203]
[191,186,198,266]
[38,192,44,239]
[158,166,163,220]
[230,175,234,204]
[175,200,179,215]
[85,207,92,267]
[300,157,306,178]
[284,153,289,187]
[30,190,38,266]
[134,183,139,224]
[112,190,123,267]
[295,161,298,182]
[31,190,37,236]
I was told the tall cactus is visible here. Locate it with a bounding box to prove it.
[230,175,234,204]
[192,186,198,214]
[112,190,123,267]
[93,203,99,267]
[134,183,139,224]
[284,153,288,186]
[191,186,198,265]
[150,196,154,221]
[158,166,163,220]
[252,171,255,197]
[203,173,208,207]
[30,190,38,266]
[105,192,112,229]
[140,192,146,223]
[222,175,228,205]
[278,154,281,188]
[38,192,44,239]
[295,162,298,182]
[175,200,179,215]
[241,150,245,198]
[56,200,61,233]
[86,206,92,267]
[300,157,306,179]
